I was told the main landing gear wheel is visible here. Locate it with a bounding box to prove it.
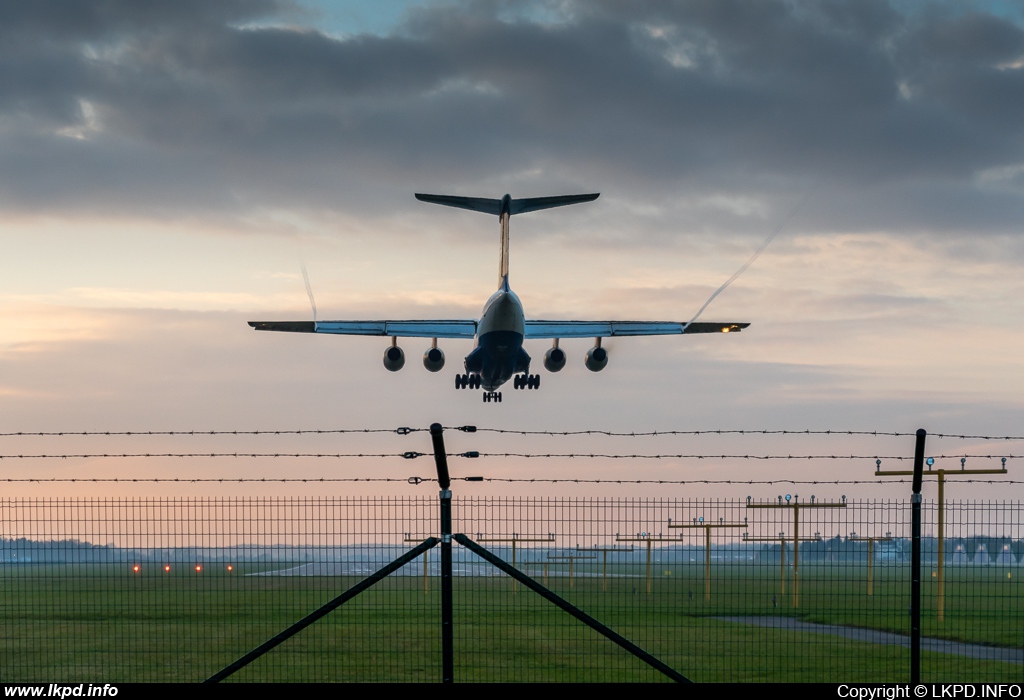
[514,374,541,390]
[456,374,481,390]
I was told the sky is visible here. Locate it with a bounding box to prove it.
[0,0,1023,505]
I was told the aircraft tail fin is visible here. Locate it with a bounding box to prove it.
[416,192,599,288]
[415,193,599,216]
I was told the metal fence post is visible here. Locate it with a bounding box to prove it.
[431,422,454,684]
[911,428,926,685]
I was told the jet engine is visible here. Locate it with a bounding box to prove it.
[584,341,608,372]
[423,344,445,372]
[383,342,405,372]
[543,343,566,373]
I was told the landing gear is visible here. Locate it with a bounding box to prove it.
[513,374,540,390]
[482,391,502,403]
[456,374,481,390]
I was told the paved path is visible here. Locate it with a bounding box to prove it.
[716,616,1023,664]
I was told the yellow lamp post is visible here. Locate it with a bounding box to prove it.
[847,532,894,596]
[741,531,820,598]
[405,533,432,594]
[547,552,597,589]
[574,545,634,591]
[747,495,846,608]
[875,457,1007,621]
[615,532,668,595]
[669,516,748,601]
[475,533,555,592]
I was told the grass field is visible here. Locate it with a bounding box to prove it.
[2,559,1022,683]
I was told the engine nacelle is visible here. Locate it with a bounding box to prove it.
[423,346,446,372]
[585,345,608,372]
[544,346,566,373]
[383,344,405,372]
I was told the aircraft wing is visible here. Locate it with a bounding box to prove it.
[248,319,746,338]
[523,321,749,338]
[248,320,478,339]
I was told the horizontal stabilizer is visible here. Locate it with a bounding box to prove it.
[415,192,599,216]
[414,194,503,215]
[510,193,599,215]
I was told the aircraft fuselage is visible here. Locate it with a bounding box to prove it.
[464,281,529,391]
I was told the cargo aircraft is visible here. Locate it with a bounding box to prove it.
[249,193,749,402]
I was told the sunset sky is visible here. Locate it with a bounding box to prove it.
[1,0,1022,501]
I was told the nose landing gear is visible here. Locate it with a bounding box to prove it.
[482,391,502,403]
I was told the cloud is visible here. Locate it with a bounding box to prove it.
[2,2,1023,503]
[0,0,1020,236]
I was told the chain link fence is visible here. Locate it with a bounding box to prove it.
[2,496,1021,682]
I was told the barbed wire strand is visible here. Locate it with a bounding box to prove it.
[0,452,1015,461]
[0,428,423,437]
[463,428,1024,440]
[0,453,412,460]
[469,478,1019,485]
[1,477,1021,485]
[473,453,1016,460]
[0,427,1022,440]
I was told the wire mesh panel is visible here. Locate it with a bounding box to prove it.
[2,496,1022,682]
[928,499,1024,679]
[0,497,439,682]
[452,497,1024,683]
[733,497,910,682]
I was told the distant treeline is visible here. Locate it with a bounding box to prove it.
[2,536,1021,565]
[0,538,416,564]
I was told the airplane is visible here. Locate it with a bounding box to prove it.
[248,193,749,402]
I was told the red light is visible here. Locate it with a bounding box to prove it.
[164,565,171,572]
[195,565,202,572]
[132,565,140,573]
[226,565,233,572]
